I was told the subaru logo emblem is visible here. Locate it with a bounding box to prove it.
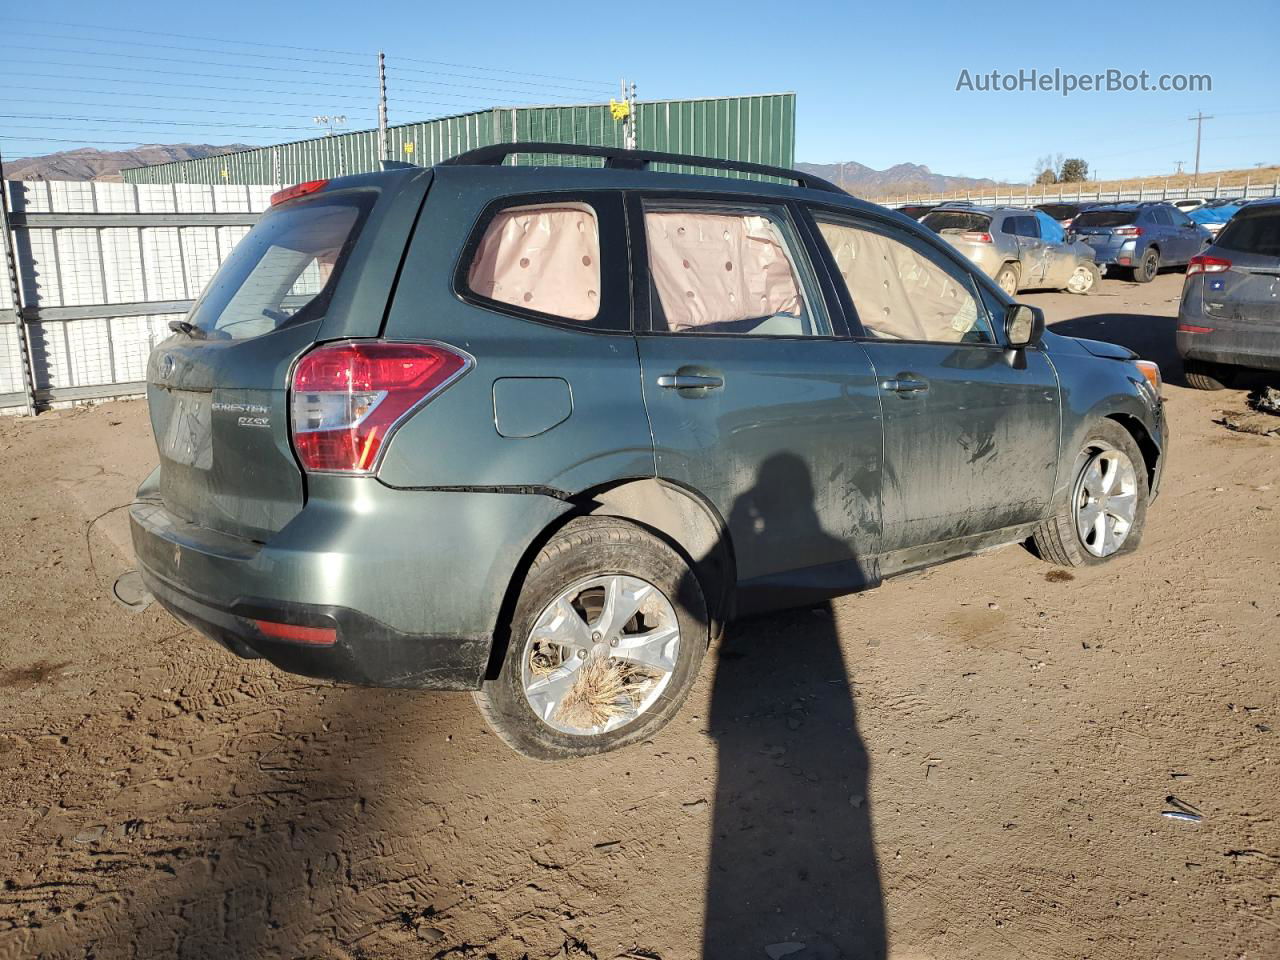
[160,354,175,380]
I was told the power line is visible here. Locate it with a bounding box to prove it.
[1,115,327,132]
[390,52,613,86]
[0,43,374,81]
[1,59,374,91]
[386,72,610,98]
[0,40,612,95]
[0,135,267,147]
[1,29,373,68]
[3,18,617,86]
[3,72,377,101]
[3,16,370,58]
[0,98,377,122]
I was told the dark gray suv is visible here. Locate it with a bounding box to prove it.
[131,144,1167,759]
[1177,199,1280,389]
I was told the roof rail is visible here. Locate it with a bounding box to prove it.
[438,141,845,195]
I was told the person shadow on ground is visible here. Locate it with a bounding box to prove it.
[700,453,886,959]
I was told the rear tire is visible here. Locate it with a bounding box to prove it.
[994,262,1020,296]
[475,516,708,760]
[1183,359,1235,390]
[1033,420,1149,568]
[1131,248,1159,283]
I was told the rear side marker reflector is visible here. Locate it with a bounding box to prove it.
[291,341,471,474]
[270,179,329,206]
[1178,323,1214,334]
[254,619,337,646]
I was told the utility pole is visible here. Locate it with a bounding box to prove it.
[628,80,637,150]
[1189,112,1213,185]
[1173,160,1185,175]
[0,148,38,415]
[377,51,390,163]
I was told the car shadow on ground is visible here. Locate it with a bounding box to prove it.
[700,454,885,959]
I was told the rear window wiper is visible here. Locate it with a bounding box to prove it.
[168,319,206,339]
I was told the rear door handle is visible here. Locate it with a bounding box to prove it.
[881,378,929,394]
[657,374,723,389]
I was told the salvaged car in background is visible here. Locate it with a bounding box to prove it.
[922,205,1102,294]
[1178,198,1280,388]
[1070,202,1210,282]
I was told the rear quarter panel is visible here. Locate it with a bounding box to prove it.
[376,168,655,494]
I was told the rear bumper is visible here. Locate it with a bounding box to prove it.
[1080,237,1138,267]
[141,568,491,689]
[1177,298,1280,371]
[130,474,573,690]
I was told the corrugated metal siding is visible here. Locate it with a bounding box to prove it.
[122,94,797,185]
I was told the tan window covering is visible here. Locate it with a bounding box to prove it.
[645,211,804,331]
[816,220,989,343]
[467,204,600,322]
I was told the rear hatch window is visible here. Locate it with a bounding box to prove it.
[1203,208,1280,324]
[1215,209,1280,257]
[921,211,992,234]
[1072,210,1136,229]
[189,195,368,341]
[1036,204,1077,221]
[148,187,380,542]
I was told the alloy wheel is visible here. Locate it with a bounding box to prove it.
[1073,447,1139,557]
[520,574,681,736]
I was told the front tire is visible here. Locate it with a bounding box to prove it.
[475,517,708,760]
[1033,420,1149,568]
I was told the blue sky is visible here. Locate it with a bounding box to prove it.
[4,0,1277,182]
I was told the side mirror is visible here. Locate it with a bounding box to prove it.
[1005,303,1045,349]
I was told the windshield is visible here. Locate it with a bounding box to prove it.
[922,211,991,233]
[1072,210,1136,229]
[187,194,367,341]
[1215,209,1280,257]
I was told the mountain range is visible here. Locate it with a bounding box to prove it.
[795,161,997,198]
[3,144,252,182]
[5,145,998,198]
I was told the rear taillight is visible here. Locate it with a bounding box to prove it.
[291,341,470,474]
[270,179,329,206]
[962,231,993,243]
[1113,226,1143,237]
[1186,254,1231,276]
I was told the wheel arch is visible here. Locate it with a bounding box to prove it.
[482,477,736,681]
[1105,412,1160,490]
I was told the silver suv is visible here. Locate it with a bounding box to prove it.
[923,206,1101,295]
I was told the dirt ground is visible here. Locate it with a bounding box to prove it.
[1,272,1277,960]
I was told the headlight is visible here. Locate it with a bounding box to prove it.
[1134,360,1162,396]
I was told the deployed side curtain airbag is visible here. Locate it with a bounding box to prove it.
[645,211,804,330]
[467,205,600,322]
[817,221,980,343]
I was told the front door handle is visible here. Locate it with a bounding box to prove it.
[881,378,929,394]
[657,374,723,389]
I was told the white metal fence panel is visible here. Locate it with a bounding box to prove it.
[1,180,277,412]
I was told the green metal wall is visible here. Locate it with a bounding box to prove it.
[122,94,796,185]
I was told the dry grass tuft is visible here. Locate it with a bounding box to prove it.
[555,657,632,729]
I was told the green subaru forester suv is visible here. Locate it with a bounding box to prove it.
[131,143,1166,759]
